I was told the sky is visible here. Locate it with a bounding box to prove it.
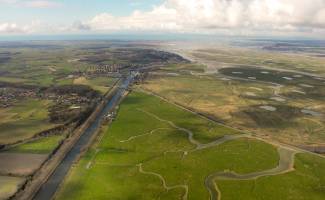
[1,0,325,38]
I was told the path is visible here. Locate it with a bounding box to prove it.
[137,163,189,200]
[136,108,249,152]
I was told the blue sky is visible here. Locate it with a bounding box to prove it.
[0,0,163,24]
[0,0,325,37]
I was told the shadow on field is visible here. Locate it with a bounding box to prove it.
[121,95,145,106]
[283,86,325,101]
[233,104,303,128]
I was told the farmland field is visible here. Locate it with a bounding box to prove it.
[0,129,66,200]
[72,76,118,94]
[0,41,189,200]
[8,135,64,154]
[0,99,57,145]
[0,153,47,176]
[0,176,25,200]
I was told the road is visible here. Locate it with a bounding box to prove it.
[33,74,135,200]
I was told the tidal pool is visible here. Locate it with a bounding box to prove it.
[282,77,293,80]
[260,105,277,111]
[270,97,286,102]
[301,109,323,117]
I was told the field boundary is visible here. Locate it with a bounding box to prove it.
[11,78,122,200]
[138,87,325,159]
[137,87,250,134]
[51,90,130,200]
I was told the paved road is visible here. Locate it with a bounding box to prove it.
[33,74,134,200]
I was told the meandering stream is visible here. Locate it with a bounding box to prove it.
[205,147,298,200]
[130,109,303,200]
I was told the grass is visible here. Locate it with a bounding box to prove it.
[143,138,278,200]
[192,47,325,76]
[73,76,117,94]
[217,153,325,200]
[0,99,58,145]
[0,176,25,200]
[0,76,28,83]
[8,135,64,154]
[143,70,274,121]
[115,91,242,143]
[142,63,325,145]
[219,66,325,100]
[55,91,279,200]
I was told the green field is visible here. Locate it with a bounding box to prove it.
[55,91,281,200]
[72,76,118,94]
[2,42,325,200]
[0,76,28,83]
[8,135,64,154]
[0,47,86,87]
[0,99,58,145]
[218,153,325,200]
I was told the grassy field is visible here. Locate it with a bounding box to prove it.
[0,47,86,87]
[142,63,325,146]
[0,128,65,199]
[73,76,118,94]
[8,135,64,154]
[190,47,325,76]
[0,176,25,200]
[218,153,325,200]
[55,91,280,200]
[0,99,58,145]
[0,76,28,83]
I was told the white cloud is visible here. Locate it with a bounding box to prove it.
[0,0,18,4]
[82,0,325,36]
[0,21,42,34]
[0,0,62,8]
[0,23,30,34]
[1,0,325,36]
[0,23,26,33]
[23,0,61,8]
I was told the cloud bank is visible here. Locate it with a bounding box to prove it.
[0,21,42,34]
[23,0,62,8]
[84,0,325,36]
[0,0,61,8]
[1,0,325,36]
[0,23,27,33]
